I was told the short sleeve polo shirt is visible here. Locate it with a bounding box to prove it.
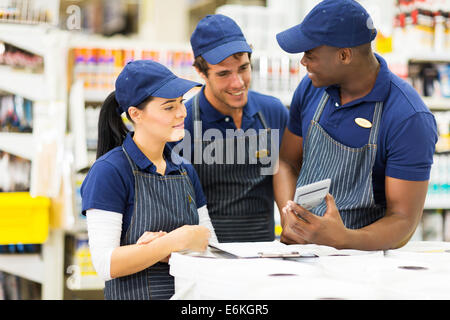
[288,53,438,205]
[81,132,206,241]
[170,86,289,162]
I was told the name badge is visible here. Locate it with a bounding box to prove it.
[354,117,372,128]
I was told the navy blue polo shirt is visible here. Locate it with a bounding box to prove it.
[169,86,289,160]
[81,132,206,241]
[289,53,438,205]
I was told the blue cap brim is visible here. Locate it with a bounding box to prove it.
[152,77,201,99]
[276,24,321,53]
[202,40,252,65]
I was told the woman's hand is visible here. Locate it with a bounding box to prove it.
[136,231,170,262]
[169,225,210,252]
[136,231,167,245]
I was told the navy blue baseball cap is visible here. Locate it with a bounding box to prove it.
[277,0,377,53]
[115,60,201,114]
[190,14,252,65]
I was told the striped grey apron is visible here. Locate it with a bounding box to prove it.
[104,146,199,300]
[297,92,385,229]
[192,94,274,242]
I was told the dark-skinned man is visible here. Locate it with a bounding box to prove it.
[274,0,438,251]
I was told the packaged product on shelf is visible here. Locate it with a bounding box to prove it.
[0,151,31,192]
[434,11,446,52]
[112,49,123,80]
[421,64,439,97]
[280,56,290,96]
[0,0,54,25]
[0,42,44,72]
[85,48,98,93]
[123,49,134,65]
[268,56,280,94]
[85,104,100,150]
[437,64,450,97]
[142,50,160,62]
[73,48,87,87]
[434,111,450,152]
[446,12,450,50]
[0,94,32,132]
[13,95,32,132]
[394,0,450,54]
[66,232,104,290]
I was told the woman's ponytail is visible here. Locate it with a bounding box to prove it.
[96,91,129,159]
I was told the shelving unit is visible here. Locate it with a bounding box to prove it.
[0,23,69,300]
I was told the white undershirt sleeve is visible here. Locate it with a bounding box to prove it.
[86,209,123,281]
[197,205,219,244]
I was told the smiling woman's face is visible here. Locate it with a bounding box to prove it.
[131,96,187,143]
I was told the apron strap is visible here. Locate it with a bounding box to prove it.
[122,145,139,171]
[193,93,203,143]
[368,101,384,145]
[256,111,270,130]
[312,92,330,122]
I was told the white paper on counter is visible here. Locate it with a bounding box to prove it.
[209,241,300,258]
[208,241,383,258]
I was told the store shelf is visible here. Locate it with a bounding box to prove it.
[0,253,43,283]
[424,197,450,210]
[409,53,450,64]
[84,90,109,103]
[0,66,47,101]
[0,24,50,57]
[422,97,450,111]
[0,132,35,160]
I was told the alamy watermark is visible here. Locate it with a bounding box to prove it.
[66,5,81,30]
[171,122,280,176]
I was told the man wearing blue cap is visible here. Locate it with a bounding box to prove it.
[275,0,438,250]
[173,14,289,243]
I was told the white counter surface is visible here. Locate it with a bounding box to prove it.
[169,241,450,300]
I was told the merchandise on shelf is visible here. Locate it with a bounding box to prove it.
[408,61,450,99]
[437,63,450,97]
[393,0,450,55]
[0,0,56,25]
[0,271,41,300]
[85,104,101,151]
[434,110,450,152]
[71,47,201,103]
[66,232,104,290]
[0,150,31,192]
[215,4,290,53]
[0,42,43,72]
[0,93,33,133]
[250,55,306,106]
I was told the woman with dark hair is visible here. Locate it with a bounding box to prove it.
[81,60,217,300]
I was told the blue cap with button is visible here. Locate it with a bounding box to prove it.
[115,60,201,115]
[190,14,252,65]
[276,0,377,54]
